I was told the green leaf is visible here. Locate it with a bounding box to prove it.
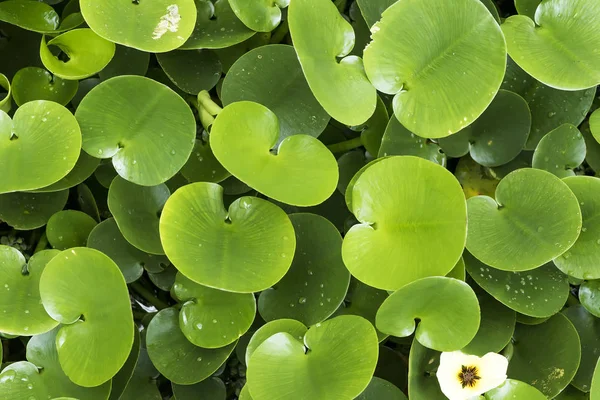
[0,190,69,230]
[160,182,295,293]
[75,75,196,186]
[363,0,506,138]
[407,339,445,400]
[466,168,582,271]
[356,377,407,400]
[484,379,546,399]
[0,72,11,113]
[11,67,78,107]
[591,109,600,144]
[532,124,586,178]
[342,156,467,290]
[0,0,82,34]
[210,101,338,207]
[246,315,378,400]
[258,213,350,326]
[337,279,389,342]
[47,210,97,250]
[180,138,230,184]
[288,0,377,126]
[359,95,389,156]
[502,0,600,90]
[563,305,600,392]
[0,100,81,194]
[80,0,198,52]
[172,378,226,400]
[99,45,150,81]
[31,151,100,193]
[514,0,541,19]
[156,49,222,95]
[592,358,600,400]
[356,0,396,27]
[580,280,600,318]
[229,0,288,32]
[146,307,236,385]
[376,277,480,351]
[108,328,140,400]
[119,348,161,400]
[39,248,134,387]
[221,44,329,140]
[245,319,308,365]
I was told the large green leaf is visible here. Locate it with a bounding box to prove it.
[356,377,407,400]
[0,190,69,230]
[46,210,97,250]
[0,0,82,34]
[484,380,546,399]
[408,339,445,400]
[172,378,226,400]
[532,124,586,178]
[156,49,222,95]
[229,0,288,32]
[11,67,78,107]
[563,305,600,392]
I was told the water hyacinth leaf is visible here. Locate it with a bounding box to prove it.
[245,319,308,365]
[563,305,600,392]
[337,151,367,195]
[508,313,581,397]
[447,257,466,281]
[46,210,97,250]
[592,358,600,400]
[502,0,600,90]
[337,279,389,342]
[32,151,100,193]
[246,315,378,400]
[148,264,177,292]
[288,0,377,126]
[39,248,134,387]
[553,177,600,279]
[438,90,531,167]
[119,348,161,400]
[0,100,81,194]
[221,45,330,140]
[80,0,197,52]
[408,339,446,400]
[11,67,76,107]
[532,124,586,178]
[211,101,338,206]
[40,29,116,80]
[501,57,595,150]
[592,109,600,144]
[172,378,226,400]
[359,95,389,156]
[99,45,150,81]
[180,138,230,184]
[173,273,256,348]
[343,156,467,291]
[356,0,397,27]
[363,0,506,138]
[146,308,236,385]
[0,247,59,336]
[376,277,480,351]
[553,386,588,400]
[484,379,546,399]
[229,0,288,32]
[76,185,100,224]
[356,377,407,400]
[87,218,169,283]
[181,0,255,50]
[582,120,600,173]
[258,213,350,326]
[213,32,271,73]
[466,168,582,271]
[156,49,222,95]
[378,116,446,166]
[0,190,69,230]
[160,182,295,293]
[0,73,11,113]
[464,251,569,318]
[0,0,66,33]
[514,0,541,19]
[108,328,141,400]
[580,280,600,318]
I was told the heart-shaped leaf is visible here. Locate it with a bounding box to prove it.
[146,308,236,385]
[357,377,407,400]
[210,101,338,207]
[80,0,197,52]
[0,247,59,335]
[484,379,546,399]
[245,319,308,365]
[160,182,295,293]
[342,156,467,290]
[514,0,540,18]
[532,124,586,178]
[156,49,222,95]
[0,100,81,194]
[407,339,445,400]
[229,0,288,32]
[39,247,134,387]
[247,315,378,400]
[563,305,600,392]
[464,251,569,317]
[466,168,581,271]
[12,67,78,106]
[31,151,100,193]
[47,210,97,250]
[580,280,600,318]
[258,213,350,326]
[0,190,69,230]
[172,377,226,400]
[376,277,480,351]
[288,0,377,126]
[502,0,600,90]
[0,0,83,34]
[75,75,196,186]
[363,0,506,138]
[221,44,329,140]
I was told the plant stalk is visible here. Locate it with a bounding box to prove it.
[130,282,169,310]
[270,19,289,44]
[33,232,48,254]
[197,90,223,116]
[327,136,364,153]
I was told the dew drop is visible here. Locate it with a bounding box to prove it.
[298,297,307,304]
[196,323,203,330]
[212,319,217,323]
[537,227,544,233]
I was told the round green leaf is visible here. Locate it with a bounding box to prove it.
[407,339,445,400]
[580,280,600,318]
[0,247,59,336]
[258,213,350,326]
[11,67,78,106]
[247,315,378,400]
[356,377,407,400]
[356,0,397,27]
[466,168,582,271]
[563,305,600,392]
[502,0,600,90]
[210,101,338,207]
[108,328,141,400]
[288,0,377,126]
[553,176,600,279]
[438,90,531,167]
[245,319,308,366]
[75,75,196,186]
[0,100,81,194]
[47,210,97,250]
[119,348,161,400]
[221,44,329,140]
[515,0,540,19]
[0,0,82,34]
[342,156,467,291]
[180,138,230,184]
[172,378,226,400]
[464,251,569,318]
[230,0,288,32]
[39,248,134,387]
[40,29,116,80]
[376,277,480,351]
[0,190,69,230]
[484,379,546,400]
[532,124,586,178]
[363,0,506,138]
[77,183,101,223]
[160,182,295,293]
[173,272,256,348]
[146,307,236,385]
[87,218,169,283]
[508,313,581,397]
[32,150,100,193]
[337,279,389,342]
[0,72,11,113]
[80,0,197,52]
[156,49,222,95]
[148,264,177,291]
[591,109,600,144]
[99,45,149,81]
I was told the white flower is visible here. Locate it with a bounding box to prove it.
[436,351,509,400]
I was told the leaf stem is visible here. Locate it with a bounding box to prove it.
[198,105,215,132]
[33,232,48,254]
[130,282,169,310]
[269,19,289,44]
[327,137,363,154]
[197,90,223,116]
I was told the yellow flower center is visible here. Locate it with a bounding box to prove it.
[458,365,481,388]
